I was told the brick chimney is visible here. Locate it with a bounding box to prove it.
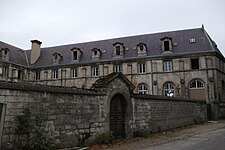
[30,40,42,64]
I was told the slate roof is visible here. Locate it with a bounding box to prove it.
[0,41,28,67]
[0,27,222,69]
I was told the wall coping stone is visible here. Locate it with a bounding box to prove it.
[0,81,102,95]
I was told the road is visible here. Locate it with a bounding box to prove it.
[142,127,225,150]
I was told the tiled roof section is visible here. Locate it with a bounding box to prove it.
[0,41,28,67]
[28,28,220,68]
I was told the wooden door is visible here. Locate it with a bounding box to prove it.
[110,94,126,138]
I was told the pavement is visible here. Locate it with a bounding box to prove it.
[96,120,225,150]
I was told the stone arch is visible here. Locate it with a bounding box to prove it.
[188,79,206,100]
[106,88,133,139]
[162,82,175,97]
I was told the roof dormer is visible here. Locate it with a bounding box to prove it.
[52,52,62,64]
[161,37,173,52]
[1,48,9,61]
[113,42,124,58]
[71,47,83,62]
[91,48,101,60]
[137,43,147,56]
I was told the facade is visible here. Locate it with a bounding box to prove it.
[0,26,225,119]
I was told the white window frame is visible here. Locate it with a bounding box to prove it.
[35,71,41,80]
[164,82,175,97]
[138,63,146,74]
[114,65,122,73]
[92,67,99,77]
[163,60,173,72]
[71,68,78,78]
[190,80,204,89]
[2,66,8,77]
[52,70,58,79]
[138,84,148,94]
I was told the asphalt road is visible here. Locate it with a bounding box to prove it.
[142,127,225,150]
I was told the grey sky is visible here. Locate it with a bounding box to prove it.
[0,0,225,55]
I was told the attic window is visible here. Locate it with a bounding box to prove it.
[191,58,199,70]
[73,51,78,60]
[92,48,101,60]
[116,46,120,55]
[164,41,170,51]
[190,38,196,43]
[94,50,98,55]
[140,45,144,51]
[53,53,62,64]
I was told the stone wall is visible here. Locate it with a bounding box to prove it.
[133,94,207,133]
[0,80,208,149]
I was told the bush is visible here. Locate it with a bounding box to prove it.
[133,129,151,138]
[95,131,115,144]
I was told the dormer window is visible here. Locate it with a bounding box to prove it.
[1,48,9,61]
[91,48,101,60]
[137,43,147,56]
[71,48,82,61]
[52,53,62,64]
[113,42,124,57]
[161,37,173,51]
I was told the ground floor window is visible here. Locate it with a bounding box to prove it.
[164,82,175,97]
[138,83,148,94]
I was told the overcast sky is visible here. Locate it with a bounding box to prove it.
[0,0,225,55]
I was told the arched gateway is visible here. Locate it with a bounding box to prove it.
[110,94,126,138]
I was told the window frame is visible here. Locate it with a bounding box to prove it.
[35,71,41,80]
[92,66,99,77]
[163,82,175,97]
[2,66,9,77]
[71,68,78,78]
[189,80,204,89]
[163,60,173,72]
[52,70,58,79]
[114,64,122,73]
[138,63,146,74]
[138,84,148,95]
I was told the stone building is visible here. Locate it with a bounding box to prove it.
[0,26,225,119]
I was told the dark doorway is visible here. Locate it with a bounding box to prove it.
[207,104,212,120]
[110,94,126,138]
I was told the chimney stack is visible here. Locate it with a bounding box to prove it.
[30,40,42,64]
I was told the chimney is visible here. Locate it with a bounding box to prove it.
[30,40,42,64]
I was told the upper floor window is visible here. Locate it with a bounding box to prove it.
[164,82,175,97]
[92,66,99,77]
[138,84,148,94]
[17,70,23,80]
[2,66,8,77]
[190,80,204,89]
[163,60,173,72]
[113,42,124,57]
[71,48,82,61]
[52,70,58,79]
[35,71,41,80]
[138,63,146,74]
[161,37,173,51]
[191,58,199,70]
[114,64,122,73]
[71,68,78,78]
[222,80,225,89]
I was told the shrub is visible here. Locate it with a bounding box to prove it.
[95,131,115,144]
[133,129,151,138]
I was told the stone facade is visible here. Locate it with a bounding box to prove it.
[0,74,207,149]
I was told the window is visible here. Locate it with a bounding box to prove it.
[71,68,78,78]
[164,82,175,97]
[164,41,170,51]
[18,70,23,80]
[222,80,225,89]
[190,38,196,43]
[73,51,78,60]
[190,80,204,89]
[116,46,120,55]
[140,45,144,51]
[114,65,122,73]
[191,58,199,69]
[35,71,41,80]
[52,70,58,79]
[2,66,8,77]
[163,60,173,72]
[138,84,148,94]
[138,63,146,74]
[92,67,99,77]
